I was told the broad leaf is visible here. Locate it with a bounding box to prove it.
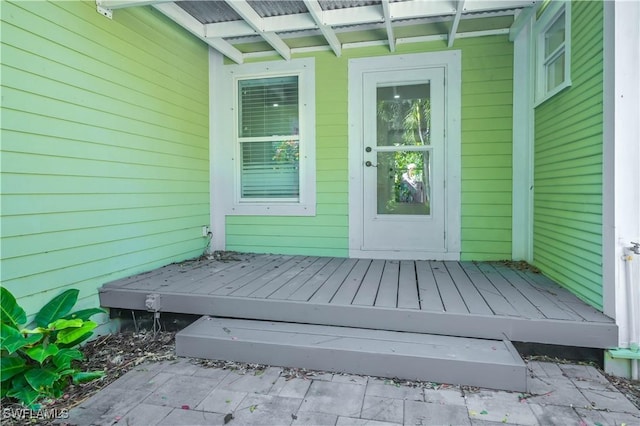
[56,321,97,345]
[1,357,27,382]
[25,344,59,364]
[1,286,27,327]
[2,333,43,354]
[1,379,9,398]
[0,322,20,346]
[24,367,59,391]
[57,331,94,348]
[63,308,105,321]
[7,375,42,407]
[53,348,84,370]
[34,289,79,327]
[48,318,83,330]
[71,370,104,384]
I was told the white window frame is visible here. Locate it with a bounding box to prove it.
[534,0,571,106]
[215,57,316,216]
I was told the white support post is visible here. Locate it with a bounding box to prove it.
[448,0,465,48]
[381,0,395,52]
[303,0,342,57]
[511,7,534,262]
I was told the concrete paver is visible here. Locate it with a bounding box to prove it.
[299,380,365,417]
[360,395,404,423]
[464,390,538,425]
[230,394,302,425]
[63,359,639,425]
[405,400,471,425]
[143,374,221,408]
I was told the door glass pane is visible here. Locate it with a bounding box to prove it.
[377,150,431,216]
[376,83,430,147]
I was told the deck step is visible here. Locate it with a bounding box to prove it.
[176,316,528,392]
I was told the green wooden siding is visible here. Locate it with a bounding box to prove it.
[0,1,209,318]
[533,1,604,309]
[226,37,513,260]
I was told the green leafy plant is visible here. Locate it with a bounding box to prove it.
[1,286,105,407]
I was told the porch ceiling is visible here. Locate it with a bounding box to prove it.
[97,0,538,63]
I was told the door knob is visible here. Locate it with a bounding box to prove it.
[365,147,372,152]
[365,161,377,167]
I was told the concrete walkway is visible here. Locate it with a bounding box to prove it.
[64,359,639,426]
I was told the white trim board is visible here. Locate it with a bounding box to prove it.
[347,52,462,260]
[511,9,534,262]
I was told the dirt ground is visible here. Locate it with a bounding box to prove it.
[1,331,639,425]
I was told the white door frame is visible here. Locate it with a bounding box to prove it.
[348,52,462,260]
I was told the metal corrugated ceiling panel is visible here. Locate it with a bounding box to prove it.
[176,1,240,24]
[319,0,382,11]
[248,0,308,17]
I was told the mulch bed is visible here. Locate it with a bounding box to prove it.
[2,331,639,425]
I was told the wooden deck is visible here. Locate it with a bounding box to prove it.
[99,254,617,348]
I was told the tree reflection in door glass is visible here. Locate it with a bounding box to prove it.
[376,84,431,216]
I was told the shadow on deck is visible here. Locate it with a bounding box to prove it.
[99,254,617,349]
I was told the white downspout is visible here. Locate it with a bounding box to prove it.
[623,242,640,379]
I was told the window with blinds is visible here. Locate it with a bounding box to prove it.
[238,76,300,200]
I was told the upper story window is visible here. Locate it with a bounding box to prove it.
[217,58,316,216]
[534,1,571,105]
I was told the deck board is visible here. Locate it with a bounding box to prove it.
[98,255,618,349]
[309,258,358,303]
[416,261,444,311]
[491,263,578,321]
[397,261,420,310]
[444,262,493,315]
[352,259,385,306]
[431,261,468,313]
[375,261,400,308]
[268,257,331,300]
[331,259,371,305]
[288,257,345,302]
[459,262,519,317]
[476,262,544,319]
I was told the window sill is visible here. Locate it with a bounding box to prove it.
[534,78,572,108]
[227,203,316,216]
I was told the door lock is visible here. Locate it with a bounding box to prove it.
[365,147,372,152]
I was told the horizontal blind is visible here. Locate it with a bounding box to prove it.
[239,76,299,137]
[238,75,300,200]
[241,140,299,199]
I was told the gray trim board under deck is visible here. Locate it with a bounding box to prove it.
[176,316,528,392]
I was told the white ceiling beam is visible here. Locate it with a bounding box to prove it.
[303,0,342,57]
[463,0,537,13]
[153,3,244,64]
[97,0,174,9]
[205,14,316,38]
[224,0,291,61]
[381,0,396,52]
[448,0,465,48]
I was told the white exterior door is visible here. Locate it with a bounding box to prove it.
[348,53,461,260]
[362,68,445,252]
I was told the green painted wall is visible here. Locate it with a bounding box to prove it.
[533,1,604,309]
[226,36,514,260]
[0,1,209,319]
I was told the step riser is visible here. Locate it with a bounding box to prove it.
[176,317,528,392]
[177,336,526,391]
